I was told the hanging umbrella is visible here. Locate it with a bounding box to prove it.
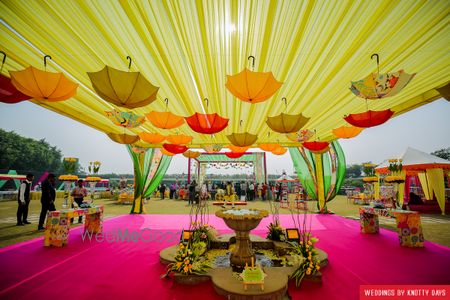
[350,54,415,99]
[10,55,78,101]
[146,111,184,129]
[286,129,314,142]
[163,143,188,154]
[183,150,201,159]
[161,148,176,156]
[332,125,364,139]
[228,145,249,153]
[258,143,281,152]
[302,141,330,154]
[203,144,223,153]
[0,52,31,104]
[271,146,287,155]
[225,56,282,103]
[266,98,309,133]
[138,132,166,144]
[185,112,229,134]
[107,133,140,144]
[344,109,394,128]
[225,152,245,159]
[166,134,193,145]
[88,56,158,108]
[227,132,258,147]
[105,109,145,128]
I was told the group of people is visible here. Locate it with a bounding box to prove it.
[154,180,290,203]
[16,174,89,230]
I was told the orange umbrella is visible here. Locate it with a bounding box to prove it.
[258,143,281,152]
[332,125,364,139]
[88,56,158,108]
[138,132,166,144]
[183,150,201,158]
[166,134,193,145]
[271,146,287,155]
[163,144,188,154]
[10,55,78,101]
[302,141,330,154]
[227,132,258,147]
[344,109,394,128]
[161,148,176,156]
[228,145,249,153]
[107,133,140,144]
[225,56,282,103]
[146,111,184,129]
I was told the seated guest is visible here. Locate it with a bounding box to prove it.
[408,192,424,205]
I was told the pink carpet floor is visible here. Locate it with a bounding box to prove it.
[0,214,449,300]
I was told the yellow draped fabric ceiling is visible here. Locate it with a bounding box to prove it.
[1,0,449,148]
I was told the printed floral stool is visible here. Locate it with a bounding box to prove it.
[393,210,424,247]
[44,205,104,247]
[359,207,379,234]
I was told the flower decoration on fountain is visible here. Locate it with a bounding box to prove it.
[288,233,321,287]
[166,242,210,276]
[266,220,286,242]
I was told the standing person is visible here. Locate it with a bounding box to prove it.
[71,179,88,223]
[169,183,175,199]
[249,182,255,201]
[261,182,267,201]
[240,181,246,201]
[257,183,262,200]
[188,180,197,205]
[159,184,166,200]
[38,174,56,230]
[276,183,283,202]
[235,182,241,201]
[17,173,34,226]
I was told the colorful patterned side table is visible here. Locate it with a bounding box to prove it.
[393,210,424,247]
[44,205,104,247]
[359,206,379,234]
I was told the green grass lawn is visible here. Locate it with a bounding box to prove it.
[1,195,449,248]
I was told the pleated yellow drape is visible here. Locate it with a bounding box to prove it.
[374,176,380,199]
[426,168,446,215]
[418,173,432,200]
[315,154,326,211]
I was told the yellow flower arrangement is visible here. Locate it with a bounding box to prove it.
[64,157,78,162]
[85,176,102,182]
[384,175,405,183]
[363,176,378,182]
[58,175,79,181]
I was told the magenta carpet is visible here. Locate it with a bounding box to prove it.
[0,214,449,300]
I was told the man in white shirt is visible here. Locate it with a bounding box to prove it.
[17,173,34,226]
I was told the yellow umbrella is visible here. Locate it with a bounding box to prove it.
[266,98,309,133]
[332,125,364,139]
[203,144,223,153]
[183,150,201,158]
[228,145,250,153]
[107,133,140,144]
[166,134,193,145]
[10,55,78,101]
[227,132,258,147]
[87,56,159,109]
[138,132,166,144]
[225,56,282,103]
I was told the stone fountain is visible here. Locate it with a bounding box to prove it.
[215,208,269,269]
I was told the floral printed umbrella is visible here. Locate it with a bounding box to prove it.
[0,52,31,104]
[286,129,315,142]
[105,109,145,128]
[332,125,364,139]
[10,55,78,101]
[88,56,158,108]
[225,56,282,103]
[350,54,415,99]
[344,109,394,128]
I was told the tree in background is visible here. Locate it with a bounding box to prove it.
[431,148,450,161]
[346,164,362,178]
[0,129,62,172]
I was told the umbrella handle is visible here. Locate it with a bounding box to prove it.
[127,56,132,70]
[44,55,52,69]
[282,97,287,111]
[248,56,255,70]
[203,98,209,108]
[240,120,243,128]
[0,51,5,73]
[371,53,380,75]
[164,98,169,110]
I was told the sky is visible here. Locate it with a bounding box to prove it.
[0,99,449,175]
